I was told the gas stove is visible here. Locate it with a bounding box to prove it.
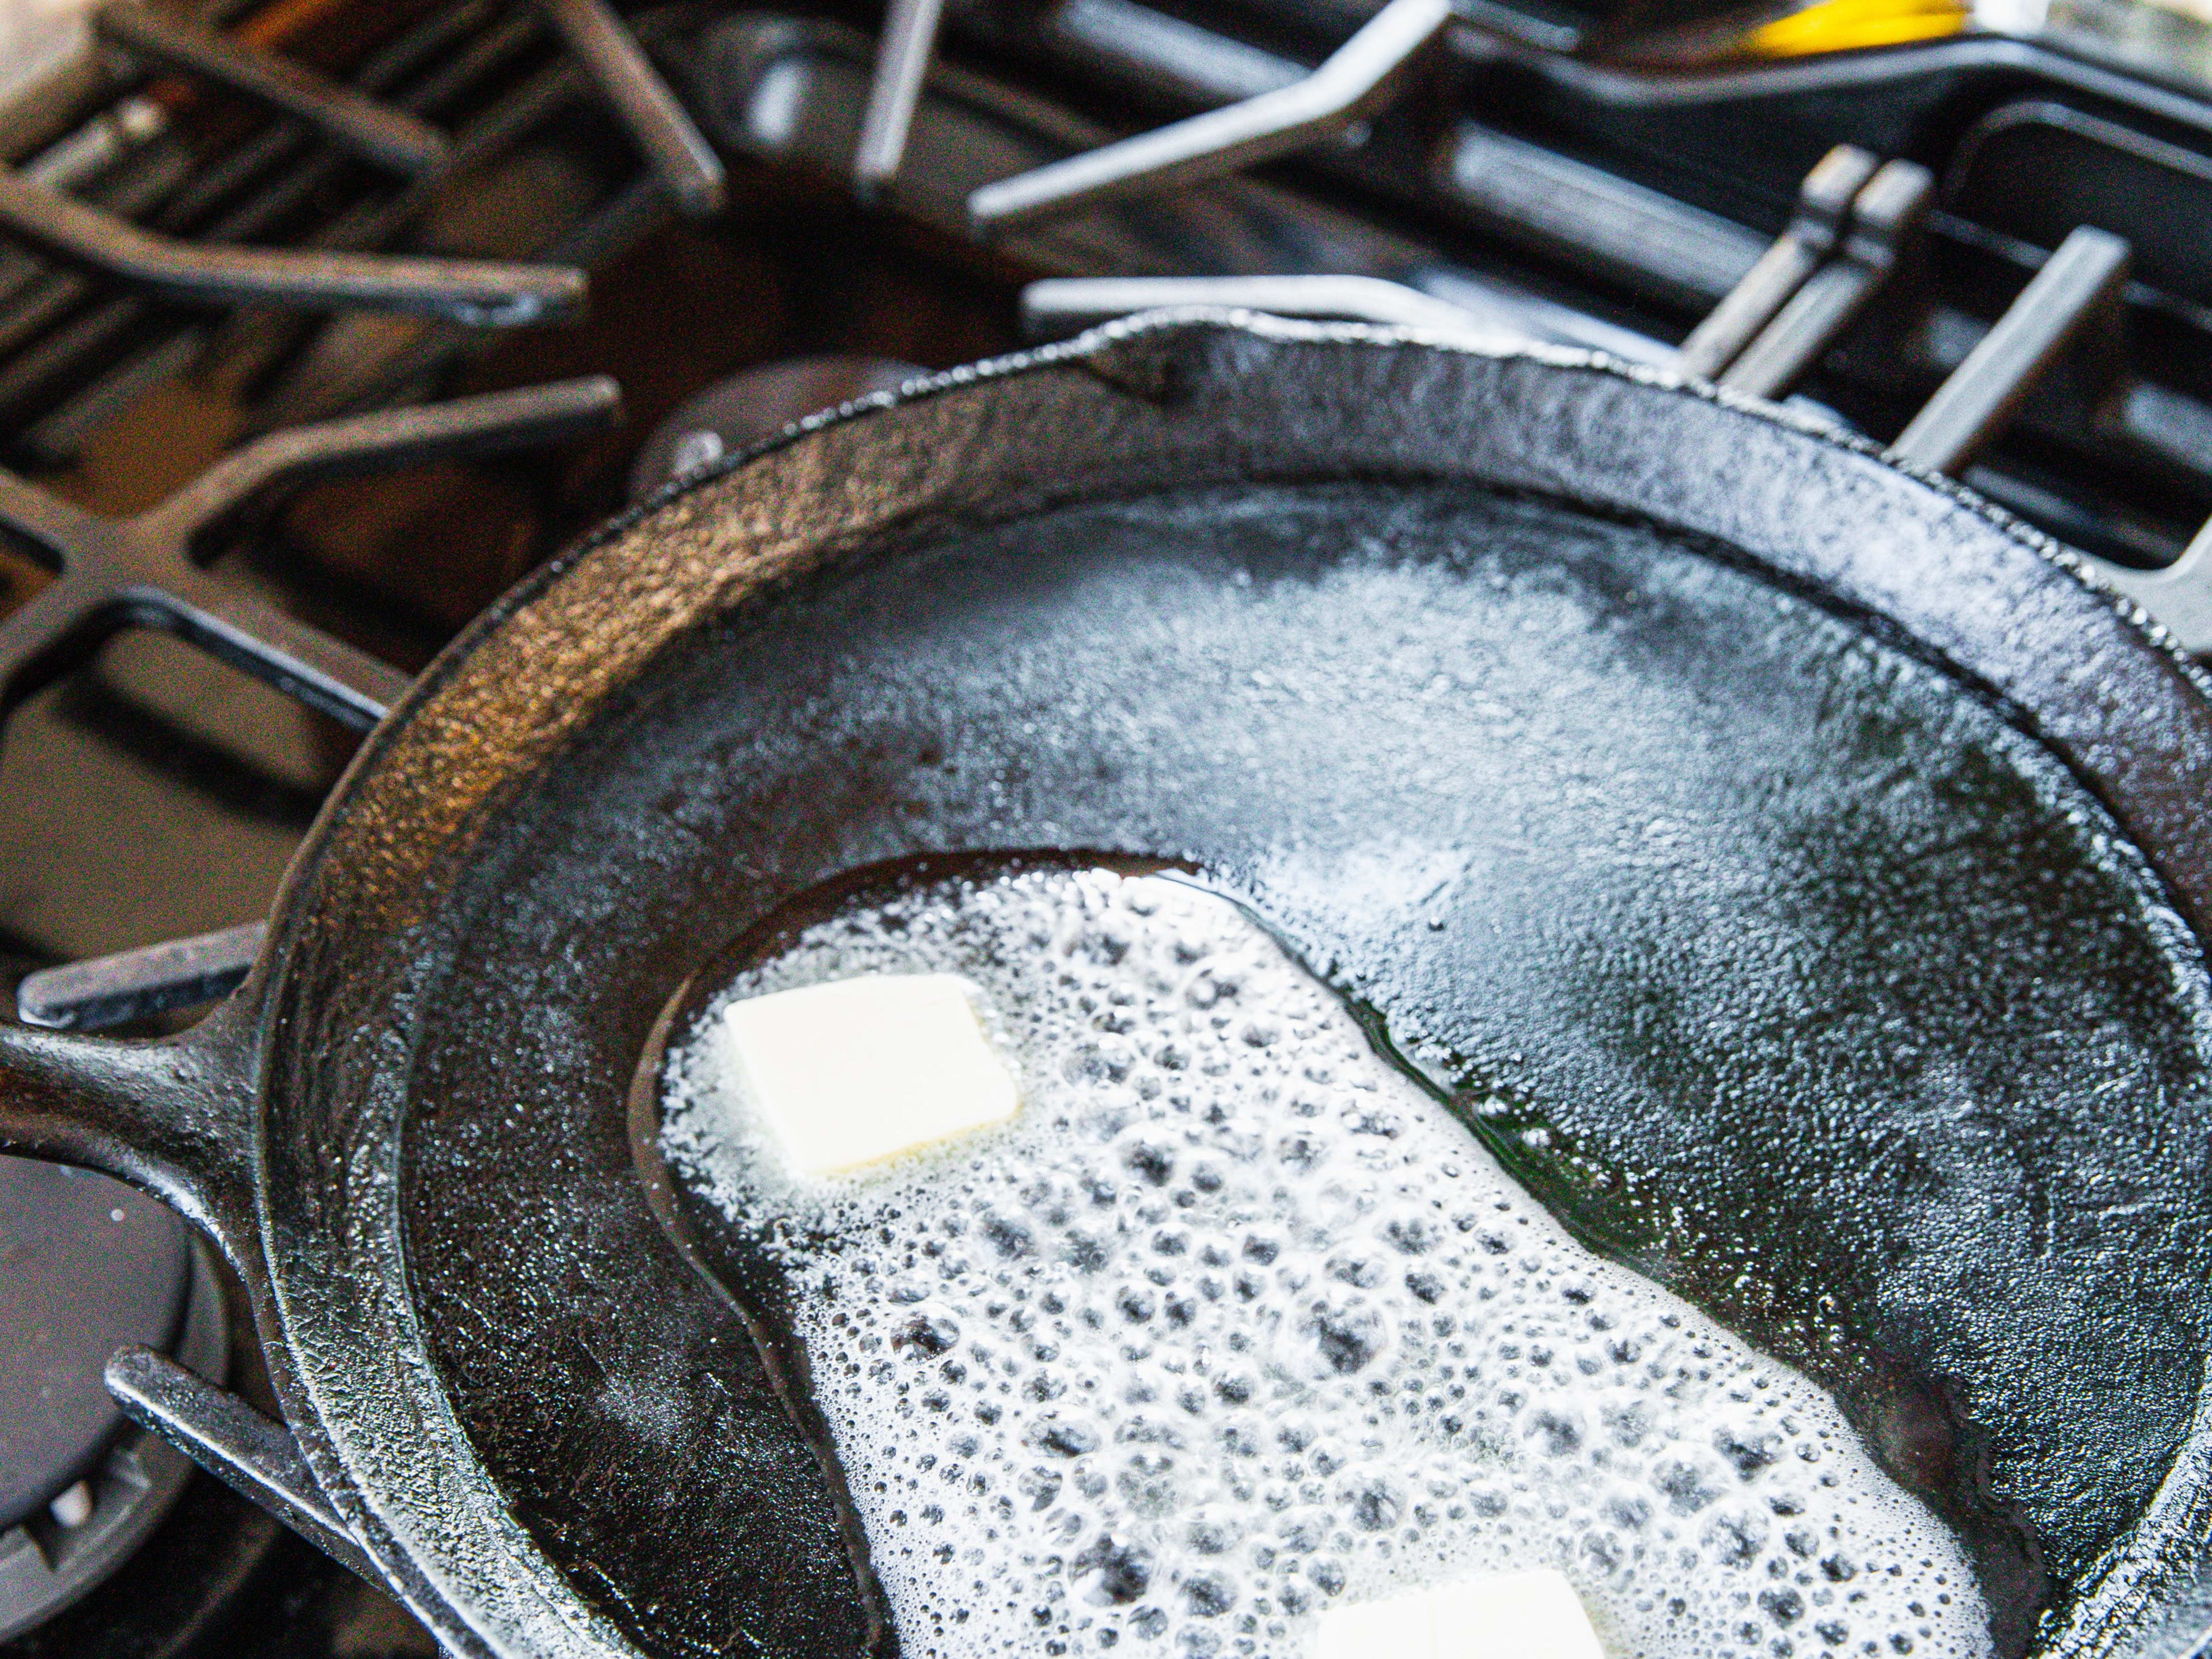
[5,0,2212,1653]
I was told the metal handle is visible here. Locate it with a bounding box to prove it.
[0,383,627,1244]
[0,1009,257,1263]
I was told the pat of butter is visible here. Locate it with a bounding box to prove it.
[1312,1569,1603,1659]
[713,973,1020,1176]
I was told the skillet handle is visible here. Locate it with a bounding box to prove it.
[0,1013,256,1261]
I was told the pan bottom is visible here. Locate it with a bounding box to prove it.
[638,854,2046,1659]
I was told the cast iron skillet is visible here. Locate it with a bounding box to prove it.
[6,313,2212,1659]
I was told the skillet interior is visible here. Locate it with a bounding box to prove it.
[392,474,2212,1657]
[241,320,2212,1659]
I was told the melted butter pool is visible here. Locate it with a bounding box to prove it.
[661,866,1994,1659]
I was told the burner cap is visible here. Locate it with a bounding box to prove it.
[629,355,925,502]
[0,1158,192,1530]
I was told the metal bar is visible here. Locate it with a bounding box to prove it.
[2082,517,2212,653]
[17,921,267,1031]
[0,292,192,448]
[710,17,1684,364]
[1719,158,1933,403]
[1437,120,1766,312]
[0,380,619,730]
[1020,273,1516,344]
[2,26,587,437]
[0,5,506,403]
[967,0,1452,236]
[132,577,406,728]
[1891,226,2131,476]
[1,82,309,338]
[0,468,109,569]
[133,376,625,550]
[106,1347,381,1586]
[0,540,400,728]
[0,165,586,327]
[854,0,948,200]
[0,573,113,713]
[94,3,451,178]
[244,168,661,431]
[1676,145,1876,381]
[975,0,1760,311]
[535,0,725,216]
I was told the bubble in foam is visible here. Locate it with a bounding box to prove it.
[662,868,1994,1659]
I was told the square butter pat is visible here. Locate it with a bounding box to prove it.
[1313,1569,1603,1659]
[713,973,1019,1176]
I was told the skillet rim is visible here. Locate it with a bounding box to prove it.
[242,310,2212,1659]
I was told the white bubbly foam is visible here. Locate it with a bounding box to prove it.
[662,868,1993,1659]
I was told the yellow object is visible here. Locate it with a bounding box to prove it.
[1311,1569,1607,1659]
[1744,0,1967,55]
[711,974,1020,1176]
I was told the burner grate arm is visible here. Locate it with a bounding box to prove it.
[17,922,268,1032]
[94,2,452,179]
[125,574,410,728]
[855,0,949,199]
[1891,226,2131,477]
[967,0,1452,236]
[0,377,623,729]
[1710,158,1933,403]
[130,377,626,556]
[0,164,588,327]
[1020,273,1520,347]
[105,1346,381,1588]
[1676,145,1877,382]
[536,0,725,216]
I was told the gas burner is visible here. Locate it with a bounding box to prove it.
[0,1157,225,1642]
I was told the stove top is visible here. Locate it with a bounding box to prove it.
[4,0,2212,1652]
